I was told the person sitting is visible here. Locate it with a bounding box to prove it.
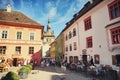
[70,61,77,71]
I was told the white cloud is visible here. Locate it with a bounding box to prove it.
[0,0,14,9]
[52,3,75,26]
[48,7,57,18]
[46,1,53,8]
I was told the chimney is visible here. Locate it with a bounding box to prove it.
[7,4,12,12]
[89,0,93,4]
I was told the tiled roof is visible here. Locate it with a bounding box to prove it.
[62,0,103,32]
[0,9,42,26]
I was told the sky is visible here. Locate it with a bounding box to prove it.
[0,0,88,37]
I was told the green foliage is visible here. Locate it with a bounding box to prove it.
[18,66,30,73]
[1,71,20,80]
[25,64,32,70]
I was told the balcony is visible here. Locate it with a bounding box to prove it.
[12,54,22,58]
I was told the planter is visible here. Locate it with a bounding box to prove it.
[18,72,28,79]
[18,66,30,79]
[1,71,20,80]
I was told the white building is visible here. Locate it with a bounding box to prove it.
[42,19,55,57]
[63,0,120,68]
[63,22,80,63]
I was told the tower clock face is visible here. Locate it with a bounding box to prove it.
[8,4,11,7]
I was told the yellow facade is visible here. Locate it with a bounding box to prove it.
[50,42,55,59]
[0,5,44,66]
[0,24,43,66]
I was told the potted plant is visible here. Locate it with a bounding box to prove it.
[18,66,30,79]
[1,71,20,80]
[25,64,32,71]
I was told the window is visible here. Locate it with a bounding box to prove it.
[69,56,73,63]
[66,45,68,52]
[30,32,34,40]
[112,55,116,65]
[66,34,68,40]
[73,28,76,36]
[29,47,34,54]
[116,54,120,66]
[2,30,7,39]
[69,31,72,39]
[70,44,72,51]
[94,54,100,64]
[15,46,21,54]
[108,0,120,20]
[110,26,120,44]
[74,56,78,63]
[74,42,77,50]
[84,16,92,30]
[17,31,22,39]
[0,46,6,54]
[86,36,93,48]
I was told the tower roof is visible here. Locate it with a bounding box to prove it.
[47,17,51,30]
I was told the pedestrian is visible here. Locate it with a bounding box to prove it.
[90,56,94,66]
[118,65,120,80]
[61,63,66,72]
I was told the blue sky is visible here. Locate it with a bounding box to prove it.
[0,0,88,37]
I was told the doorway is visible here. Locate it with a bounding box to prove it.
[82,55,87,65]
[13,58,17,66]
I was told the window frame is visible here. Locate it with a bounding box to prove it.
[16,31,22,40]
[94,54,100,64]
[110,26,120,44]
[0,46,6,54]
[108,0,120,20]
[69,31,72,39]
[86,36,93,48]
[66,45,68,52]
[69,44,72,51]
[84,16,92,31]
[74,42,77,50]
[30,32,34,40]
[73,28,76,37]
[29,47,34,54]
[15,46,21,54]
[66,34,68,41]
[2,30,8,39]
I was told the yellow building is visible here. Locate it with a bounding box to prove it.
[0,4,44,66]
[50,42,55,59]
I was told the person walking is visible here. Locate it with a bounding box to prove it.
[90,56,94,66]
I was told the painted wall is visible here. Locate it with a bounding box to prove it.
[64,23,80,63]
[63,0,120,68]
[0,25,42,66]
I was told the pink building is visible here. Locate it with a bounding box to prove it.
[63,0,120,69]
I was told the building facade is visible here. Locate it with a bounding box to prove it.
[42,18,55,57]
[63,21,80,63]
[63,0,120,68]
[0,4,44,66]
[50,42,55,59]
[54,32,64,63]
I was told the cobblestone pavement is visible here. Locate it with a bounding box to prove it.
[0,66,93,80]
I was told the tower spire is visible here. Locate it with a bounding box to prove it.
[47,17,51,31]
